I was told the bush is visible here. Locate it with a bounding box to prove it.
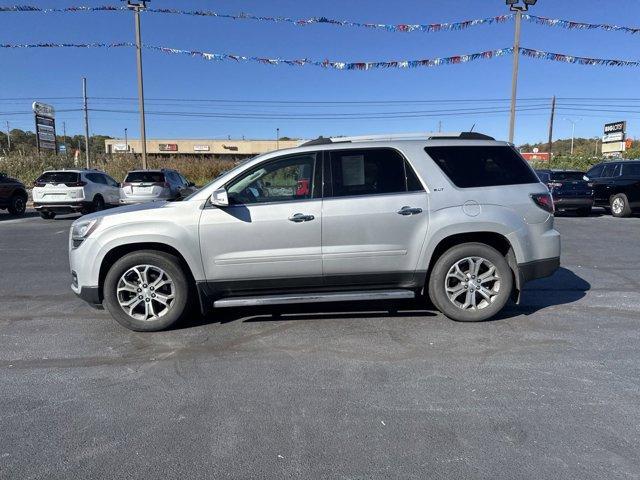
[0,153,239,187]
[530,155,603,172]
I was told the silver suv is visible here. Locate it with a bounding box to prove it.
[120,169,196,205]
[69,132,561,331]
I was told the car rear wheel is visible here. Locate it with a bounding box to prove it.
[92,195,105,212]
[39,211,55,219]
[610,194,632,218]
[8,194,27,216]
[428,243,513,322]
[103,250,191,331]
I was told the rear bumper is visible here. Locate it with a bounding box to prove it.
[553,197,593,209]
[519,257,560,283]
[119,197,168,205]
[34,201,92,213]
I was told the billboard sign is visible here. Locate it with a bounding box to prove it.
[603,132,624,143]
[193,145,210,152]
[602,141,626,154]
[33,102,57,152]
[159,143,178,152]
[604,121,626,135]
[113,144,129,152]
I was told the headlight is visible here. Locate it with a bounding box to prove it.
[71,218,101,247]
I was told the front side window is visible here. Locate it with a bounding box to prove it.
[425,146,538,188]
[227,153,317,205]
[328,148,415,197]
[586,164,604,178]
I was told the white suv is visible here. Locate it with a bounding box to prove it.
[69,132,561,331]
[33,169,120,219]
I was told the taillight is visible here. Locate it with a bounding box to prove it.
[531,193,555,213]
[33,181,45,187]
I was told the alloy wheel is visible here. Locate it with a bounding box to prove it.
[445,256,501,310]
[116,264,175,321]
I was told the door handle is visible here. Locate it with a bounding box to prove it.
[397,206,423,216]
[288,213,315,222]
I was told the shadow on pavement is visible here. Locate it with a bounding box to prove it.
[178,267,590,329]
[0,211,41,222]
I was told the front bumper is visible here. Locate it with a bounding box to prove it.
[71,283,103,309]
[34,201,92,213]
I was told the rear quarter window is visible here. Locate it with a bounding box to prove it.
[424,146,538,188]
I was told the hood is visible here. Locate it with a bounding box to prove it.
[77,200,169,223]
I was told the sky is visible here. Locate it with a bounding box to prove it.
[2,0,640,145]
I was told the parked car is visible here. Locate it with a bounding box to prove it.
[535,169,594,216]
[0,173,28,216]
[32,169,120,219]
[69,132,560,331]
[119,169,196,205]
[584,160,640,217]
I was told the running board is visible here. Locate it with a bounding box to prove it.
[213,289,415,308]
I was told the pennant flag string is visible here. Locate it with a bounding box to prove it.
[523,14,640,35]
[3,6,640,37]
[3,43,640,70]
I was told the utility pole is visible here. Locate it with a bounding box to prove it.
[5,121,10,151]
[506,0,538,143]
[125,0,149,169]
[547,96,556,164]
[82,77,90,168]
[276,127,280,150]
[63,121,69,161]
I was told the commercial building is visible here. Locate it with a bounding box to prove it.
[104,138,304,158]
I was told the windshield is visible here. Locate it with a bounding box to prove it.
[183,157,255,200]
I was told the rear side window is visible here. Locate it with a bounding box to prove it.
[425,146,538,188]
[622,163,640,176]
[125,171,165,183]
[86,173,106,185]
[601,164,619,178]
[37,171,79,184]
[328,148,423,197]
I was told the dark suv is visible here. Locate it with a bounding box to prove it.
[584,160,640,217]
[535,169,593,215]
[0,173,28,216]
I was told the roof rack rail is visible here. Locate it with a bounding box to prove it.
[300,131,495,147]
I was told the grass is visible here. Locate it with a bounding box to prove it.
[0,153,239,187]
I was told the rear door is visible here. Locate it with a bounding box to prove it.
[199,152,323,296]
[34,171,80,203]
[321,148,429,288]
[596,163,620,204]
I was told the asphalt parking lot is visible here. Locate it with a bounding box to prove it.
[1,210,639,479]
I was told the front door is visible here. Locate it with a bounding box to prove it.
[321,148,429,289]
[199,152,323,297]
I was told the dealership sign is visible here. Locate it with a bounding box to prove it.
[602,121,627,155]
[159,143,178,152]
[32,102,57,152]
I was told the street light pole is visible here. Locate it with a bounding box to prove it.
[82,77,90,169]
[125,0,149,169]
[565,118,580,155]
[124,127,128,152]
[5,121,10,151]
[276,127,280,150]
[507,0,537,143]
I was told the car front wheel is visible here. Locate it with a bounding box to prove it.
[428,243,513,322]
[103,250,191,331]
[8,194,27,216]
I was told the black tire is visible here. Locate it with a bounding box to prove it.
[428,243,513,322]
[92,195,105,212]
[576,207,592,217]
[103,250,191,331]
[8,194,27,216]
[610,194,632,218]
[39,211,56,219]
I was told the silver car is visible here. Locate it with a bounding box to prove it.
[70,132,561,331]
[119,169,195,205]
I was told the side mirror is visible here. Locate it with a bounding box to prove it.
[211,187,229,207]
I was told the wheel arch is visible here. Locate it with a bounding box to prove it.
[98,242,198,305]
[424,231,521,303]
